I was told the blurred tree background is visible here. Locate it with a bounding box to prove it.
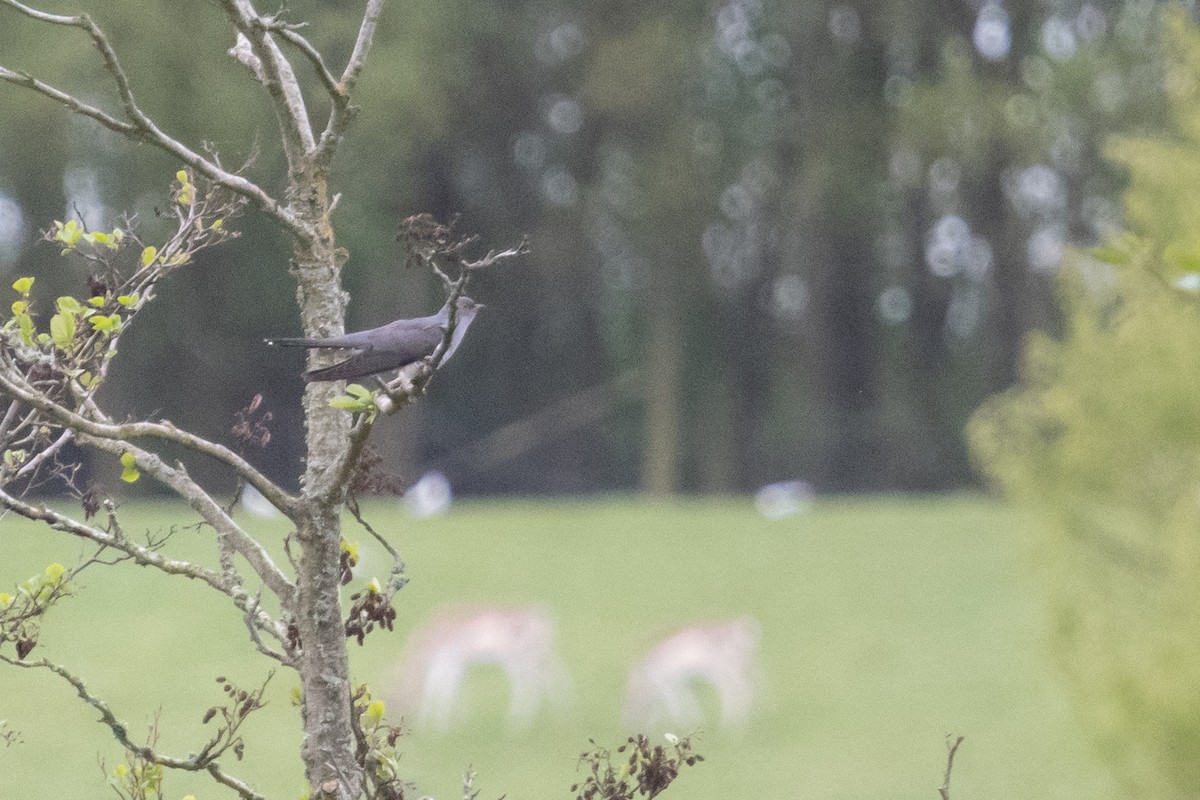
[0,0,1188,496]
[969,10,1200,797]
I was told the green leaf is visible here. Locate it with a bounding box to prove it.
[346,383,373,400]
[49,312,76,352]
[11,314,31,339]
[55,296,81,314]
[140,246,158,267]
[54,219,82,249]
[10,300,25,316]
[11,277,33,294]
[89,231,118,250]
[90,314,121,334]
[117,293,138,307]
[87,296,106,307]
[330,396,367,410]
[176,170,194,206]
[120,452,136,468]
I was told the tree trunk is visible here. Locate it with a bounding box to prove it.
[642,285,681,495]
[288,172,363,799]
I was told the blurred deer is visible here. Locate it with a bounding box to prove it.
[391,604,572,732]
[623,617,761,731]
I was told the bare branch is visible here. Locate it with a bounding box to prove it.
[462,237,532,272]
[271,26,342,101]
[0,485,288,650]
[939,735,965,800]
[14,428,73,480]
[314,412,375,506]
[79,434,297,609]
[207,761,267,800]
[0,655,267,800]
[0,66,140,138]
[346,494,407,597]
[240,593,294,666]
[0,0,314,240]
[340,0,387,94]
[0,369,298,519]
[219,0,316,164]
[314,0,388,164]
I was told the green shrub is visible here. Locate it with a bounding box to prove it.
[968,10,1200,798]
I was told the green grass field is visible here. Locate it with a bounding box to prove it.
[0,496,1116,799]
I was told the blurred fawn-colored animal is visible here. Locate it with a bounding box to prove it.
[623,617,761,730]
[391,604,572,731]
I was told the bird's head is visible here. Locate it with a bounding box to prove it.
[456,295,484,314]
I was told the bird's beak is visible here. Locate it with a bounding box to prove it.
[476,303,487,311]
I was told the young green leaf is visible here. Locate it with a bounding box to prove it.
[89,314,121,334]
[55,296,81,314]
[140,246,158,267]
[53,220,82,249]
[175,170,194,206]
[11,276,33,294]
[49,312,76,352]
[120,451,140,483]
[18,314,34,346]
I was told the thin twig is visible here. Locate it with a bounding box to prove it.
[315,0,387,164]
[939,735,965,800]
[0,485,290,649]
[346,494,407,596]
[272,25,342,100]
[218,0,316,160]
[0,369,298,519]
[0,655,267,800]
[0,0,313,239]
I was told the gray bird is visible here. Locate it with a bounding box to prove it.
[265,296,483,382]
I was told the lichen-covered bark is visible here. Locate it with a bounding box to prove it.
[295,504,359,799]
[290,172,362,800]
[0,4,390,795]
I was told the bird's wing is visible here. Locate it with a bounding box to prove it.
[304,349,406,382]
[303,322,446,382]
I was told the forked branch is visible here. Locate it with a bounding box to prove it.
[0,0,312,239]
[0,655,267,800]
[0,485,290,651]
